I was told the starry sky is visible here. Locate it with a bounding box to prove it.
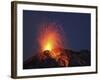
[23,10,91,61]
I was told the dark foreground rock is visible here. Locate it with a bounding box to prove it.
[23,49,90,69]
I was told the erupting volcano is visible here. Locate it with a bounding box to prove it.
[23,22,91,69]
[23,11,91,69]
[36,22,70,67]
[38,23,64,51]
[37,23,68,58]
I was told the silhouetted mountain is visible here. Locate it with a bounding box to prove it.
[68,50,90,66]
[23,49,90,69]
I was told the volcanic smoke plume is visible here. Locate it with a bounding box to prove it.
[36,22,70,67]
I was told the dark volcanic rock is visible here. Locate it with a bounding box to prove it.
[23,49,90,69]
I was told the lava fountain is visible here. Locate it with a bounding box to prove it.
[37,22,70,67]
[37,23,67,57]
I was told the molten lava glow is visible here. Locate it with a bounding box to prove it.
[42,31,60,52]
[44,42,52,51]
[37,22,66,58]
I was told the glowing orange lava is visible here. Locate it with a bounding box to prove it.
[37,22,67,59]
[44,42,52,51]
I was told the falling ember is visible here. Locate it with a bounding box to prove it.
[37,22,68,59]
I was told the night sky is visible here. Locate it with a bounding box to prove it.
[23,10,91,61]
